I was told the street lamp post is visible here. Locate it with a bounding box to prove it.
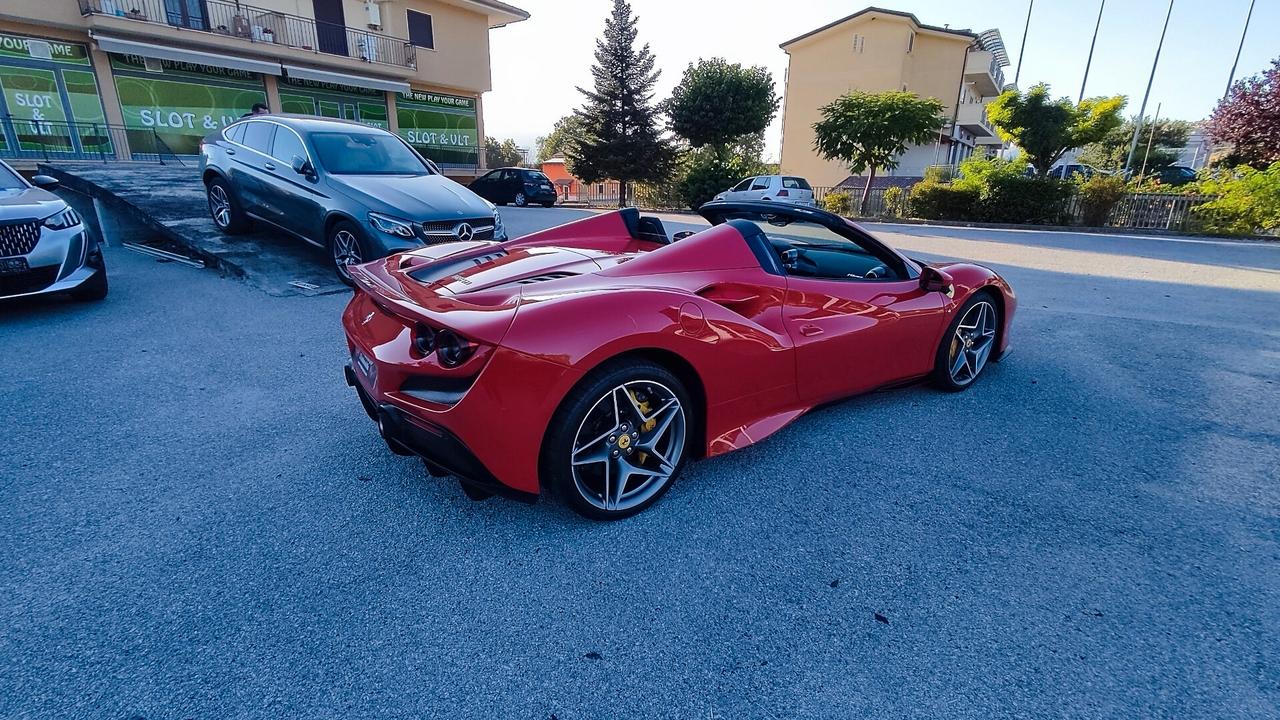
[1079,0,1106,103]
[1124,0,1175,176]
[1223,0,1256,99]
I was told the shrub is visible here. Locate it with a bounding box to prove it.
[908,182,979,220]
[979,175,1073,224]
[923,164,957,183]
[881,186,905,217]
[674,146,766,210]
[953,156,1030,193]
[822,191,852,215]
[1191,162,1280,236]
[1077,174,1127,226]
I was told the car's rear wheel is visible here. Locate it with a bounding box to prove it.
[514,191,528,207]
[541,201,555,208]
[206,177,250,234]
[932,293,1000,391]
[328,220,368,286]
[544,360,691,520]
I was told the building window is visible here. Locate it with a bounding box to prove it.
[907,32,915,53]
[407,10,434,49]
[852,34,864,53]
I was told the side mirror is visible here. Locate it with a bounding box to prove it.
[31,174,60,191]
[920,265,954,296]
[291,155,313,176]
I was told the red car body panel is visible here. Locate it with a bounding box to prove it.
[342,209,1016,498]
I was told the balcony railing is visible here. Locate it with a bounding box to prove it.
[79,0,416,70]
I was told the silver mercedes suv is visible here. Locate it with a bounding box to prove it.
[0,160,106,302]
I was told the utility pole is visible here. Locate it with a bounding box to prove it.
[1139,102,1161,178]
[1223,0,1256,99]
[1014,0,1034,86]
[1124,0,1175,175]
[1079,0,1106,103]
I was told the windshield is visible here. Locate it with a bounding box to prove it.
[0,163,26,190]
[311,131,434,175]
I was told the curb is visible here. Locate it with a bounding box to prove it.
[39,164,245,278]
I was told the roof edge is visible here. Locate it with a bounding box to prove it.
[780,6,976,50]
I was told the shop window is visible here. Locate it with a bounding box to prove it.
[408,10,434,49]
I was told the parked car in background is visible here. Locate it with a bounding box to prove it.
[199,115,504,285]
[1156,165,1197,187]
[0,160,107,302]
[714,175,816,206]
[469,168,558,207]
[1048,164,1105,181]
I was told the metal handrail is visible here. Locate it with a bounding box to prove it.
[0,115,183,165]
[78,0,416,70]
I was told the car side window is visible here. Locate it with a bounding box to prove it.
[750,177,771,191]
[241,121,275,154]
[270,128,307,165]
[224,123,246,144]
[732,178,754,192]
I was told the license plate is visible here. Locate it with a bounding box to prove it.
[0,257,29,275]
[353,349,377,386]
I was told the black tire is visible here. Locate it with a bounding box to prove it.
[931,292,1001,392]
[541,201,555,208]
[513,191,528,207]
[542,359,692,520]
[327,220,369,287]
[70,267,108,302]
[206,177,251,234]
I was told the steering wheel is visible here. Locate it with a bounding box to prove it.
[671,230,696,242]
[861,265,890,280]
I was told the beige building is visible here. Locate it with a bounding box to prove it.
[778,7,1009,188]
[0,0,527,177]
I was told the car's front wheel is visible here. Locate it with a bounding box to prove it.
[543,360,692,520]
[70,267,108,302]
[328,220,368,286]
[206,177,250,234]
[932,293,1000,391]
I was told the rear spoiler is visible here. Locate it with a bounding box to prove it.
[348,260,519,345]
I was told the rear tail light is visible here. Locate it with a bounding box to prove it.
[777,189,790,197]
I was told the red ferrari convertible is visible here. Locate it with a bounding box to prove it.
[342,201,1015,519]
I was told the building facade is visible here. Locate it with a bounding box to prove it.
[778,7,1009,188]
[0,0,527,177]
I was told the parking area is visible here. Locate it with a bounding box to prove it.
[2,208,1278,718]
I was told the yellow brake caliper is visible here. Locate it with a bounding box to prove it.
[632,392,656,464]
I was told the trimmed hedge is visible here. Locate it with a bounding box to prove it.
[908,182,979,220]
[979,176,1073,224]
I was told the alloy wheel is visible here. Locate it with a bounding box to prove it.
[208,185,231,228]
[948,300,997,386]
[332,229,363,277]
[570,380,686,512]
[514,192,527,207]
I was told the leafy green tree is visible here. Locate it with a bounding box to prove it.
[1193,162,1280,235]
[534,114,585,164]
[1078,118,1194,173]
[570,0,675,208]
[667,58,777,148]
[811,90,945,215]
[484,137,525,168]
[986,84,1126,175]
[666,58,777,209]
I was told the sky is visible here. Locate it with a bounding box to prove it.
[483,0,1277,162]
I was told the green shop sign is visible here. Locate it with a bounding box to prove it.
[109,54,266,155]
[279,76,388,129]
[0,32,91,65]
[396,90,477,149]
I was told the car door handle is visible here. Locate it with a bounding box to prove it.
[263,162,276,171]
[799,324,823,337]
[226,148,236,155]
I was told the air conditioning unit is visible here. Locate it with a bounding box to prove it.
[364,0,381,29]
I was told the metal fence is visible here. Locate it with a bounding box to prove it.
[0,116,182,164]
[79,0,416,69]
[412,144,479,172]
[810,184,1214,232]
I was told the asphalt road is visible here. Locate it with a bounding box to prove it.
[2,207,1278,719]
